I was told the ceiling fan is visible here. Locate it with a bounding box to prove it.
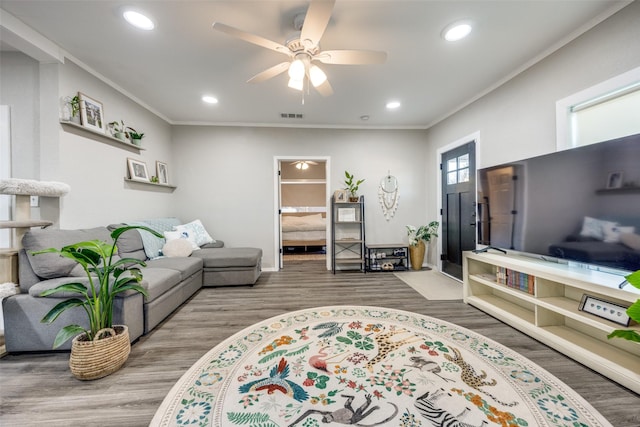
[212,0,387,96]
[291,160,318,170]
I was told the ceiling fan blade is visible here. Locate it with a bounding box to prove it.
[300,0,336,48]
[315,50,387,65]
[247,62,291,83]
[212,22,291,56]
[314,78,334,97]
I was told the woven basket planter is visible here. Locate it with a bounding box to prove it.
[69,325,130,380]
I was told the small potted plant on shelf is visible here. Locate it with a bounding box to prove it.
[344,170,365,202]
[62,95,81,124]
[406,221,439,270]
[607,270,640,343]
[126,127,145,146]
[108,120,127,141]
[33,225,162,380]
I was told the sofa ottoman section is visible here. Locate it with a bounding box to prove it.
[192,247,262,286]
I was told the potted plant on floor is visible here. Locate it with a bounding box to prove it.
[608,270,640,343]
[344,170,365,202]
[34,225,161,380]
[406,221,439,270]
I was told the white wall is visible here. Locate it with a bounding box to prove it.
[171,126,430,269]
[56,60,175,228]
[424,2,640,223]
[0,52,39,179]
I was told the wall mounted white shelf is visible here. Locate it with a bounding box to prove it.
[463,251,640,393]
[60,120,145,152]
[124,178,176,191]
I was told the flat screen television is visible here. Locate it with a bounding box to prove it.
[476,133,640,274]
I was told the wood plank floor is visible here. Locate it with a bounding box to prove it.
[1,260,638,426]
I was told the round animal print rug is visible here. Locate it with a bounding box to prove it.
[152,306,611,426]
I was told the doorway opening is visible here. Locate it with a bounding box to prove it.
[277,158,329,270]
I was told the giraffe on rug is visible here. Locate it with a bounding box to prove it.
[365,329,422,372]
[444,347,518,407]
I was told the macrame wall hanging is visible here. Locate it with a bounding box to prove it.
[378,172,399,220]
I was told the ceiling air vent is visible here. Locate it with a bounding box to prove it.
[280,113,304,119]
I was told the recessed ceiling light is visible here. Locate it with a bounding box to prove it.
[202,95,218,104]
[386,101,401,110]
[442,21,472,42]
[123,10,155,31]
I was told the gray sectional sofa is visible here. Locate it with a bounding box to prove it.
[2,219,262,352]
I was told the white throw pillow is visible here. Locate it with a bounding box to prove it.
[164,230,199,250]
[162,238,193,257]
[579,217,617,240]
[603,223,635,243]
[174,219,214,247]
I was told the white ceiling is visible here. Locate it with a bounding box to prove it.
[0,1,629,129]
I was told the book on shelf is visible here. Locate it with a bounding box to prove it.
[495,266,535,294]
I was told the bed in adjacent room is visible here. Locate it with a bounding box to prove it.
[281,213,327,249]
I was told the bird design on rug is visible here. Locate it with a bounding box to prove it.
[309,347,350,374]
[238,358,309,402]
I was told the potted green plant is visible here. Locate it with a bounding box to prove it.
[344,170,365,202]
[34,225,161,380]
[608,270,640,343]
[126,127,145,146]
[108,120,127,141]
[63,95,81,124]
[406,221,439,270]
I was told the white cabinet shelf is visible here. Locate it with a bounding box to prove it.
[463,251,640,393]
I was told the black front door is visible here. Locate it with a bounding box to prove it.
[441,141,476,280]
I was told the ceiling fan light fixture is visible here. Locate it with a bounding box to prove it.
[288,77,304,91]
[309,65,327,87]
[296,162,310,170]
[288,59,306,80]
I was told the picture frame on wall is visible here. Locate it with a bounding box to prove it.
[78,92,105,133]
[156,161,169,185]
[334,189,347,203]
[606,171,623,189]
[127,158,150,182]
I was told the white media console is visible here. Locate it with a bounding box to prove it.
[463,251,640,394]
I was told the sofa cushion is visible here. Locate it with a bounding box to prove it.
[201,240,224,249]
[164,230,199,251]
[22,227,112,279]
[137,268,182,303]
[108,224,147,261]
[162,238,194,257]
[192,248,262,268]
[145,256,203,281]
[174,219,215,246]
[129,218,182,260]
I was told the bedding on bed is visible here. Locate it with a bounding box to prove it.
[281,213,326,232]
